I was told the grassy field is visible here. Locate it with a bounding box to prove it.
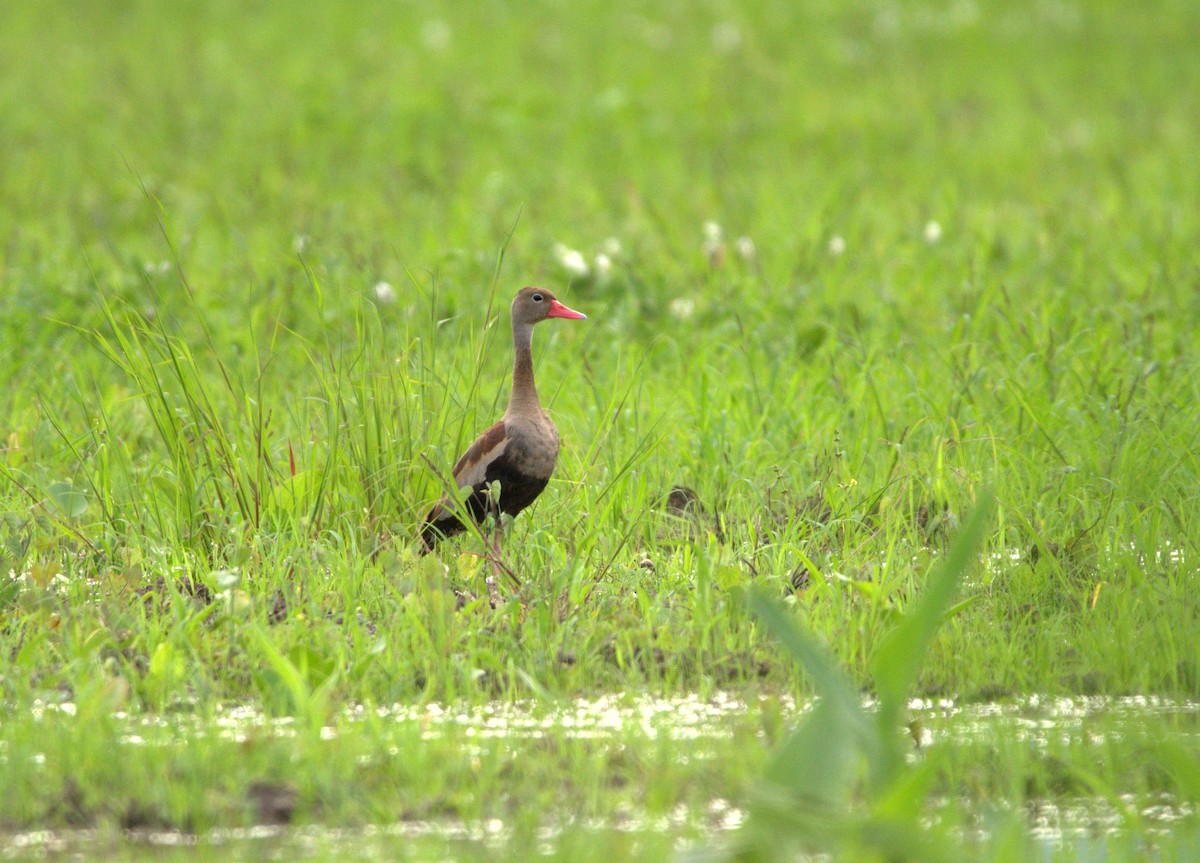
[2,0,1199,858]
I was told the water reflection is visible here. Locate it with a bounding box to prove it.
[6,694,1197,859]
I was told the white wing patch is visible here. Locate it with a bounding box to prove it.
[454,433,509,488]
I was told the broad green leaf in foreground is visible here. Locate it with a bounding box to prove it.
[732,494,995,862]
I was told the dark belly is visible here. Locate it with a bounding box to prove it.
[481,459,550,518]
[420,437,555,549]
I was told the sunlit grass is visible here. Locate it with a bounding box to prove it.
[2,0,1199,858]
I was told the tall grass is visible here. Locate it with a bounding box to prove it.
[1,0,1199,856]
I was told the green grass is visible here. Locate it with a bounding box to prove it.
[2,0,1199,858]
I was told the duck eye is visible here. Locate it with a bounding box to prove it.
[532,293,544,302]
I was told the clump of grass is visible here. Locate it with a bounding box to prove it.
[2,0,1200,855]
[706,495,993,861]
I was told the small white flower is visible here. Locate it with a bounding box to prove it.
[373,281,397,305]
[923,220,943,244]
[602,236,623,257]
[735,236,756,261]
[669,298,696,320]
[554,243,590,278]
[142,260,171,276]
[292,234,309,255]
[596,87,626,112]
[594,253,613,282]
[703,221,725,264]
[421,20,451,51]
[711,22,742,53]
[828,235,846,256]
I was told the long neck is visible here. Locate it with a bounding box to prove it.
[505,319,541,419]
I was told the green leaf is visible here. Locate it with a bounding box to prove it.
[763,698,857,807]
[252,629,309,715]
[0,575,21,609]
[148,640,185,680]
[749,591,873,747]
[868,492,994,783]
[268,470,319,514]
[795,324,829,358]
[46,480,88,519]
[870,493,994,713]
[714,564,748,590]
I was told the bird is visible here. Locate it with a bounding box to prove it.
[420,287,587,570]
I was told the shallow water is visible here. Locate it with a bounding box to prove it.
[30,691,1198,745]
[6,694,1199,861]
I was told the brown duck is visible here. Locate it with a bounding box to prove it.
[420,287,586,557]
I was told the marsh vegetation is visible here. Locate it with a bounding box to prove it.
[2,0,1198,859]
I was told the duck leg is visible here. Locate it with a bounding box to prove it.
[484,515,505,607]
[485,510,524,597]
[479,485,515,603]
[491,515,504,566]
